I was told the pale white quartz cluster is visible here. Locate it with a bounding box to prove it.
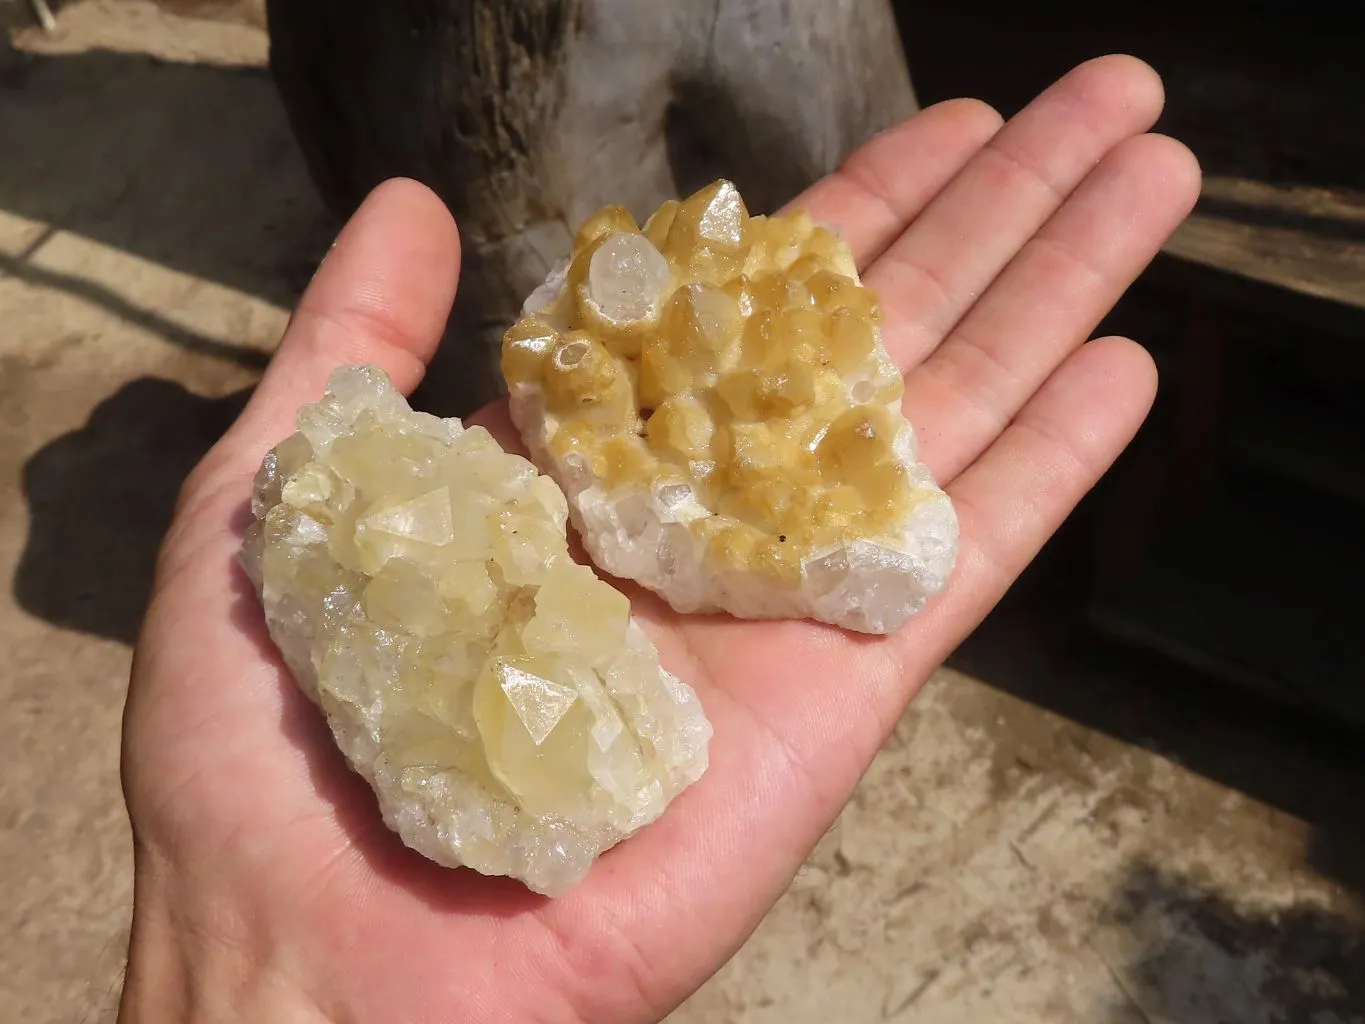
[241,366,710,896]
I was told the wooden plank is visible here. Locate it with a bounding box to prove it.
[1164,177,1365,312]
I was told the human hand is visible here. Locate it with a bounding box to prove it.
[118,55,1199,1024]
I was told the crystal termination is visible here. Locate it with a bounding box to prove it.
[503,180,959,634]
[241,366,711,896]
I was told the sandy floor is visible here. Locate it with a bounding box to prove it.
[2,4,1363,1023]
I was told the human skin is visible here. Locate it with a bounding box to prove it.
[117,55,1200,1024]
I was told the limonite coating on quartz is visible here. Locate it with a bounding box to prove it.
[502,180,959,635]
[241,366,711,897]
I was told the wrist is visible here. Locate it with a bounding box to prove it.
[117,861,330,1024]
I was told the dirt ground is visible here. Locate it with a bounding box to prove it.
[2,4,1363,1023]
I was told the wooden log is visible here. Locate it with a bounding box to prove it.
[154,0,266,28]
[266,0,917,413]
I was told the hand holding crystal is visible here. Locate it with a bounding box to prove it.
[119,57,1199,1024]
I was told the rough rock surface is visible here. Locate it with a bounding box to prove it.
[503,180,958,634]
[241,366,711,896]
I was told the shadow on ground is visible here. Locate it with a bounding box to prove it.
[0,39,333,309]
[3,30,526,655]
[14,378,249,644]
[1101,863,1365,1023]
[2,35,329,641]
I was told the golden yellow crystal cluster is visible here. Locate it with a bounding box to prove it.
[503,181,957,634]
[242,366,709,896]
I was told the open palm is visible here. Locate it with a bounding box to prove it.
[120,57,1199,1024]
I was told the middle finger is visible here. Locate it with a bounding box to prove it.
[865,54,1166,371]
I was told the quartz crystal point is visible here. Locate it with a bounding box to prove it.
[240,366,711,896]
[502,180,959,634]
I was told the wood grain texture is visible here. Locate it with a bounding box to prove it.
[153,0,266,27]
[266,0,917,412]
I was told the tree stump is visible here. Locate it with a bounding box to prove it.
[266,0,917,413]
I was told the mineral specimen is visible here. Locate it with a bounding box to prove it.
[241,366,711,896]
[502,180,959,634]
